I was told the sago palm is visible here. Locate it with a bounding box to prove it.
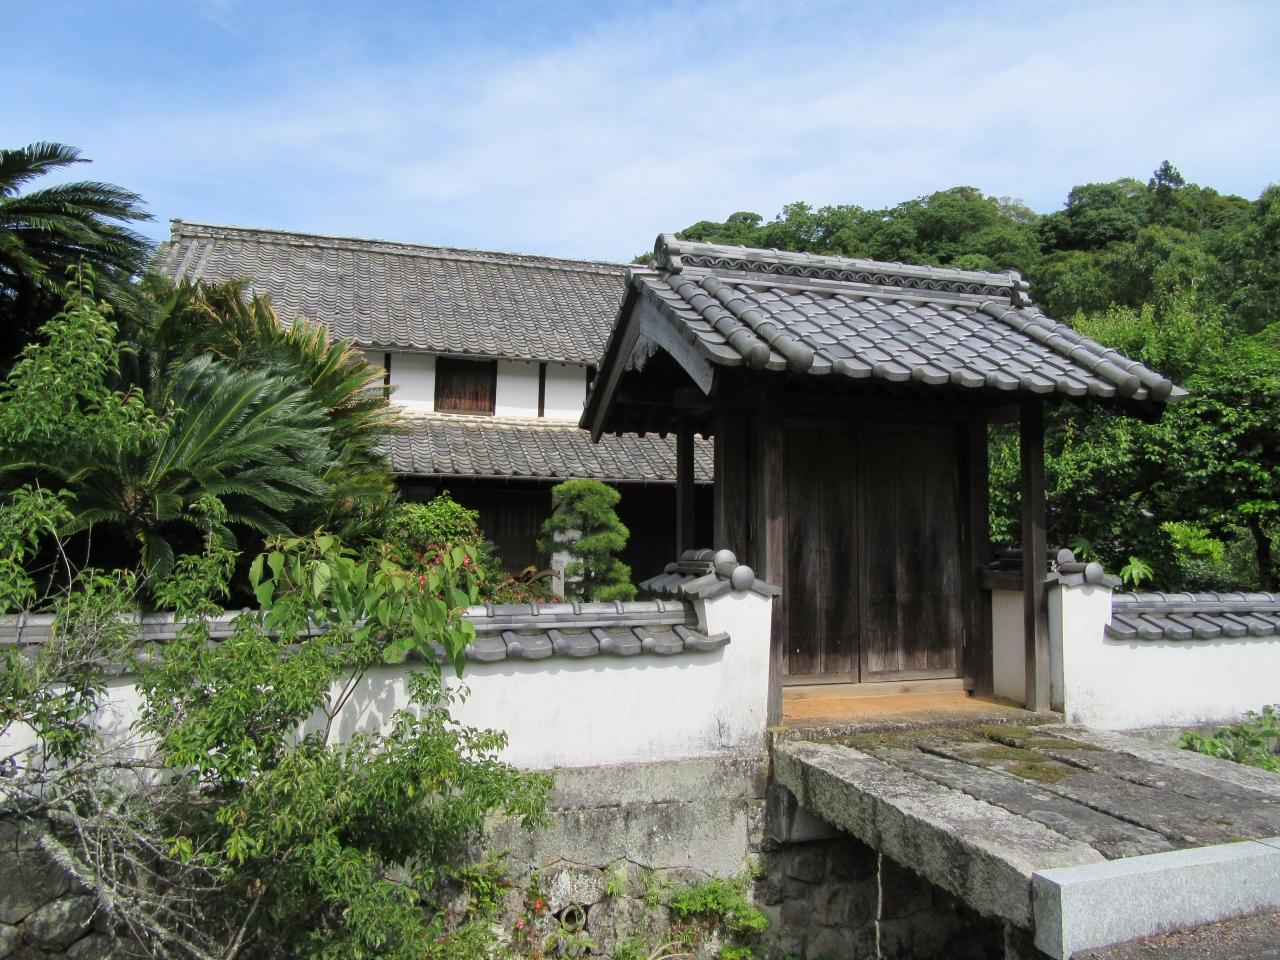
[66,354,333,574]
[142,278,400,542]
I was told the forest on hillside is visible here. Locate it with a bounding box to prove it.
[671,163,1280,591]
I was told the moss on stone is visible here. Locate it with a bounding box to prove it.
[1005,760,1073,784]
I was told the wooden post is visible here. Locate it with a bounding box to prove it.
[966,418,993,697]
[1020,400,1050,712]
[676,416,696,555]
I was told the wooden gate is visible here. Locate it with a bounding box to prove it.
[782,420,965,683]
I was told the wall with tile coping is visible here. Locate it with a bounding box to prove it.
[1048,579,1280,729]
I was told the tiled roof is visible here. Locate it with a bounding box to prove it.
[585,235,1183,434]
[463,598,727,662]
[1107,592,1280,641]
[1,600,730,664]
[385,412,713,484]
[152,221,627,365]
[638,549,780,600]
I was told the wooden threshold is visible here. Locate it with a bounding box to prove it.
[784,677,968,701]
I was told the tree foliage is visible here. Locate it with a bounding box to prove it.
[0,142,151,365]
[538,479,635,602]
[0,274,397,582]
[2,494,550,959]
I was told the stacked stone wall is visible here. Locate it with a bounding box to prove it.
[0,820,120,959]
[2,759,1024,959]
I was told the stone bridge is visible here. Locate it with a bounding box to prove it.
[771,721,1280,959]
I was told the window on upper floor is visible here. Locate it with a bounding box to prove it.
[435,356,497,415]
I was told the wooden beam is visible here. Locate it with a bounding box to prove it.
[1020,400,1050,712]
[676,416,696,555]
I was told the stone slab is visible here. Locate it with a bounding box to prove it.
[1032,839,1280,959]
[930,741,1257,848]
[1043,746,1280,833]
[1044,726,1280,800]
[774,741,1102,927]
[877,748,1174,860]
[543,755,766,808]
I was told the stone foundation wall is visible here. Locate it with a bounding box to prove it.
[0,821,116,960]
[754,837,1012,960]
[1,757,1028,960]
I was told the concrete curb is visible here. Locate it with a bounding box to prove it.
[1033,837,1280,959]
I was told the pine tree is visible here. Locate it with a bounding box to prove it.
[537,479,635,601]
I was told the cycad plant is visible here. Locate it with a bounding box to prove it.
[67,354,333,574]
[0,278,336,578]
[142,278,400,543]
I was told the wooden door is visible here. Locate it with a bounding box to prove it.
[858,423,963,680]
[782,419,964,683]
[783,425,858,679]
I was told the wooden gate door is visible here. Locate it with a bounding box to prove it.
[783,424,859,680]
[782,421,964,683]
[858,422,963,681]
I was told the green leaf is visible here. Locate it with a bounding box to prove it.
[312,561,331,598]
[254,581,275,607]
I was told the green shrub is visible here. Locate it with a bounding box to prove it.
[1180,705,1280,771]
[387,491,482,555]
[537,479,636,602]
[2,513,552,959]
[668,874,768,937]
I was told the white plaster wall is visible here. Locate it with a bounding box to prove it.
[992,589,1025,704]
[495,360,540,418]
[1,592,775,774]
[1051,583,1280,729]
[543,363,586,421]
[388,352,435,411]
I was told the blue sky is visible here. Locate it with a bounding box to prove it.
[5,0,1279,261]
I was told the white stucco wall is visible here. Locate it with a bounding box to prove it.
[388,351,436,411]
[495,360,540,417]
[992,589,1025,704]
[2,590,775,773]
[1050,582,1280,729]
[543,363,586,421]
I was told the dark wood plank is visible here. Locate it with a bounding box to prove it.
[1020,401,1050,711]
[898,431,932,673]
[966,418,993,696]
[859,425,901,678]
[784,428,824,676]
[676,416,696,554]
[921,425,962,673]
[760,390,786,727]
[435,357,497,414]
[820,427,857,677]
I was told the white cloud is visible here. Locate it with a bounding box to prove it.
[20,0,1278,260]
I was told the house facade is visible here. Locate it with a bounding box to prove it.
[153,221,712,574]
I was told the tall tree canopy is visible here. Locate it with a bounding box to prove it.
[0,142,151,364]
